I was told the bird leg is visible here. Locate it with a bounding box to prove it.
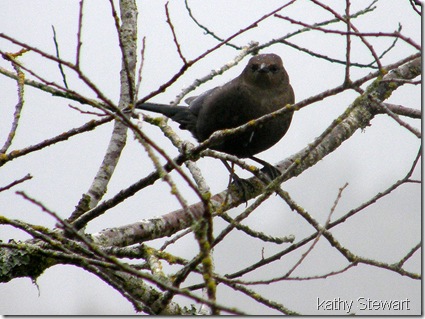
[221,160,253,203]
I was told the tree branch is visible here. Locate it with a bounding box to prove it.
[68,0,138,222]
[90,56,420,248]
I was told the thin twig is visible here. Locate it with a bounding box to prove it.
[165,2,187,64]
[274,14,421,52]
[0,174,32,192]
[184,0,241,50]
[51,25,69,89]
[1,53,26,154]
[280,39,378,69]
[75,0,84,67]
[396,242,421,268]
[311,0,384,70]
[227,263,357,285]
[380,103,421,119]
[138,0,297,104]
[409,0,422,15]
[0,34,118,110]
[84,55,421,242]
[0,116,113,167]
[226,147,420,279]
[135,36,146,99]
[369,95,421,138]
[13,191,239,314]
[272,184,348,279]
[220,212,295,244]
[344,0,352,84]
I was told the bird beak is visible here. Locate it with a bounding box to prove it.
[259,63,269,73]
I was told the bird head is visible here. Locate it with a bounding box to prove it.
[242,53,289,90]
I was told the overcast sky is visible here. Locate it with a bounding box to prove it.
[0,0,421,315]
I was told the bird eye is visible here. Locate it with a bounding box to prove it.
[269,65,279,73]
[250,64,259,72]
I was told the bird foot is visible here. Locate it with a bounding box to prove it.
[229,174,255,204]
[260,163,281,180]
[249,156,281,180]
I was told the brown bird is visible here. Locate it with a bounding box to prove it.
[136,53,294,178]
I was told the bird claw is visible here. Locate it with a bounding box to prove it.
[229,174,254,204]
[260,163,281,180]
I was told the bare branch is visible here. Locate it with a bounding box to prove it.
[165,2,187,64]
[88,55,421,248]
[344,0,352,83]
[226,146,421,279]
[396,242,421,268]
[51,25,69,89]
[380,103,421,118]
[1,53,26,154]
[138,0,297,104]
[0,1,420,314]
[369,96,421,138]
[274,14,421,52]
[0,116,113,167]
[184,0,241,50]
[0,174,32,192]
[75,0,84,67]
[69,0,138,221]
[281,183,349,279]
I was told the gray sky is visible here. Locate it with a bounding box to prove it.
[0,0,421,315]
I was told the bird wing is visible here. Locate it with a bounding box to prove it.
[185,87,219,116]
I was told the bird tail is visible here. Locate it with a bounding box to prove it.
[135,102,187,118]
[135,102,198,135]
